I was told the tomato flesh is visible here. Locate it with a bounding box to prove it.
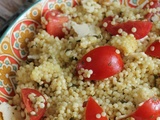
[144,0,160,21]
[86,97,108,120]
[76,46,124,80]
[130,97,160,120]
[145,40,160,58]
[144,0,160,9]
[44,10,69,38]
[21,88,46,120]
[102,16,152,39]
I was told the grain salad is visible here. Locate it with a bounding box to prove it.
[8,0,160,120]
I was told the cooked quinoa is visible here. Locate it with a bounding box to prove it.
[11,0,160,120]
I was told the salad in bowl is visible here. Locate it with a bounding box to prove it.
[0,0,160,120]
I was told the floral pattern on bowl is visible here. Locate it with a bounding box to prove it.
[0,0,150,102]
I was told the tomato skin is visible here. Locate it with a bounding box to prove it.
[76,46,124,80]
[150,0,160,8]
[145,13,154,21]
[44,10,62,21]
[144,0,160,9]
[102,17,152,39]
[130,97,160,120]
[85,97,108,120]
[44,10,69,38]
[21,88,46,120]
[144,0,160,21]
[102,16,117,35]
[145,40,160,58]
[73,0,79,6]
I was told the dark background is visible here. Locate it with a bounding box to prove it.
[0,0,37,37]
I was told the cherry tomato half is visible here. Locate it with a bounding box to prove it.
[76,46,124,80]
[21,88,47,120]
[102,16,152,39]
[131,97,160,120]
[144,0,160,9]
[145,40,160,58]
[44,10,69,38]
[144,0,160,21]
[85,97,108,120]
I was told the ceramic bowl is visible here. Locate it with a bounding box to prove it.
[0,0,149,102]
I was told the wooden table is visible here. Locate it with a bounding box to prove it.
[0,0,36,36]
[0,0,24,34]
[0,0,24,20]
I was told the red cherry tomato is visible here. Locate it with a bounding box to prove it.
[85,97,108,120]
[21,88,47,120]
[144,0,160,21]
[102,16,152,39]
[73,0,79,6]
[44,10,69,38]
[44,10,62,21]
[76,46,124,80]
[130,97,160,120]
[144,0,160,9]
[145,13,154,21]
[145,40,160,58]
